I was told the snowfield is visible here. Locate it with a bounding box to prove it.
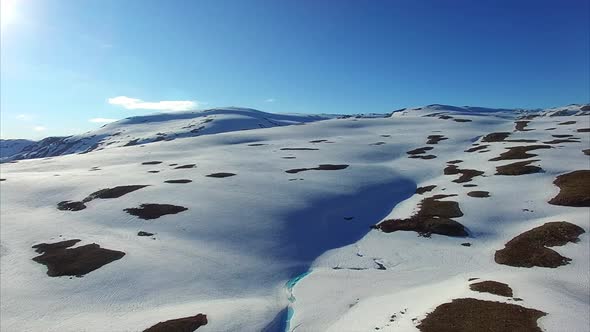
[1,105,588,332]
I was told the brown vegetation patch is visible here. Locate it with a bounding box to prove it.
[552,134,573,138]
[426,135,448,144]
[416,185,437,194]
[443,165,484,183]
[558,121,576,125]
[83,185,149,202]
[543,138,580,144]
[247,143,267,146]
[174,164,196,169]
[147,170,160,173]
[280,148,319,151]
[124,204,188,220]
[548,170,590,207]
[482,132,511,142]
[377,195,467,237]
[282,156,296,159]
[164,179,192,184]
[583,149,590,156]
[577,128,590,132]
[454,118,472,122]
[467,191,490,198]
[447,160,463,164]
[495,160,542,176]
[409,154,437,160]
[286,164,349,174]
[206,172,236,178]
[470,281,513,297]
[309,139,328,143]
[514,121,532,131]
[417,298,545,332]
[371,141,386,145]
[144,314,208,332]
[57,201,87,211]
[439,115,453,120]
[137,231,154,237]
[32,240,125,277]
[142,161,162,165]
[495,221,585,268]
[505,139,538,143]
[489,145,551,161]
[465,145,489,153]
[545,127,556,130]
[407,146,434,155]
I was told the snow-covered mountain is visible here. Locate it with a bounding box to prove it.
[0,108,335,162]
[1,104,589,332]
[0,139,35,158]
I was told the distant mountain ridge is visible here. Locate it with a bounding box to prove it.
[2,104,588,162]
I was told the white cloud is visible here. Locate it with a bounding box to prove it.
[16,114,33,121]
[33,126,46,132]
[108,96,197,111]
[265,98,276,103]
[89,118,118,123]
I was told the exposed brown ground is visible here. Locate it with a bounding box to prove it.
[0,178,5,181]
[470,281,513,297]
[409,155,437,160]
[417,298,545,332]
[482,132,511,142]
[206,172,237,178]
[32,240,125,277]
[465,145,489,153]
[175,164,196,169]
[57,201,87,211]
[143,314,208,332]
[463,184,477,187]
[548,170,590,207]
[447,160,463,164]
[454,118,472,122]
[142,161,163,165]
[514,121,532,131]
[577,128,590,132]
[416,185,437,194]
[495,160,542,176]
[495,221,585,268]
[467,191,490,198]
[84,185,149,202]
[558,121,576,125]
[543,138,580,144]
[247,143,267,146]
[164,179,193,183]
[377,195,467,237]
[427,135,448,144]
[489,145,551,161]
[125,204,188,220]
[407,146,434,155]
[280,148,319,151]
[545,127,556,130]
[137,231,154,236]
[309,139,328,143]
[552,134,573,138]
[444,165,484,183]
[371,141,386,145]
[505,139,538,143]
[286,164,349,174]
[584,149,590,156]
[147,170,160,173]
[282,156,296,159]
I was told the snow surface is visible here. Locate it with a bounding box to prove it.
[1,106,588,332]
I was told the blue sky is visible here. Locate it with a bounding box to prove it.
[1,0,589,139]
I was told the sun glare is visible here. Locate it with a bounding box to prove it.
[1,0,17,27]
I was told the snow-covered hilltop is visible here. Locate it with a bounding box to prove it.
[0,103,589,332]
[0,108,336,162]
